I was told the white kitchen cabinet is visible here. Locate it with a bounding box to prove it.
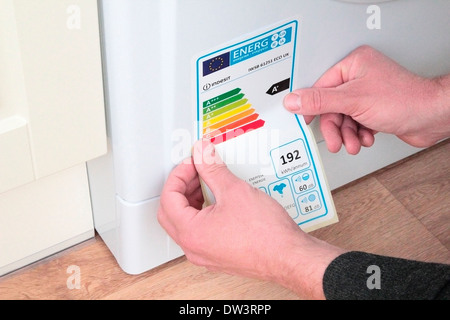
[0,0,106,276]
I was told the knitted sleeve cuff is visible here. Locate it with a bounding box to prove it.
[322,251,450,300]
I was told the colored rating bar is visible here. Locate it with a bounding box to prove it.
[204,113,260,139]
[203,88,242,108]
[210,119,266,145]
[202,108,255,134]
[202,88,266,145]
[203,103,252,127]
[203,93,245,114]
[203,98,249,121]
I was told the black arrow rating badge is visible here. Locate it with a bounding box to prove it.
[266,78,291,96]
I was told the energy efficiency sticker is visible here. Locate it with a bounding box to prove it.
[195,19,338,232]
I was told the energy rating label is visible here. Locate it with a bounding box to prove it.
[195,19,338,232]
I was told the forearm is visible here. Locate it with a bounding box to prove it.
[436,74,450,104]
[272,235,347,300]
[272,230,450,300]
[434,74,450,139]
[421,74,450,145]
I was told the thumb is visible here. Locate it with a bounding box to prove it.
[192,139,241,202]
[284,87,351,117]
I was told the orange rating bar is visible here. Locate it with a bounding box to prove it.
[203,113,260,139]
[203,108,255,134]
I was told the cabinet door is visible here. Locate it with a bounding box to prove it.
[0,164,95,276]
[0,0,106,276]
[0,0,106,194]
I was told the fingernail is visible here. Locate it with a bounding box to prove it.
[284,92,301,112]
[202,140,216,165]
[193,139,216,165]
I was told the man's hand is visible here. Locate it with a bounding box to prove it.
[157,140,345,299]
[284,45,449,154]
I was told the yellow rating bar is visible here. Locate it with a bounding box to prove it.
[203,103,252,128]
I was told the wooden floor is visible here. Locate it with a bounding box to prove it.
[1,140,449,300]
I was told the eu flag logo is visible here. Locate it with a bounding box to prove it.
[203,52,230,77]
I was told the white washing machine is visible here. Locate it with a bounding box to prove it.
[88,0,450,274]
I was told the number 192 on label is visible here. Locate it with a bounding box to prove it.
[280,150,301,165]
[270,139,310,178]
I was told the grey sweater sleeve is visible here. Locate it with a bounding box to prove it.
[323,251,450,300]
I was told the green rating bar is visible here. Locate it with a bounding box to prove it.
[203,88,241,108]
[203,93,245,114]
[203,99,249,121]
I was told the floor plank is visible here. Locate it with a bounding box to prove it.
[0,238,145,300]
[0,236,299,300]
[103,260,298,300]
[375,139,450,249]
[311,176,450,264]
